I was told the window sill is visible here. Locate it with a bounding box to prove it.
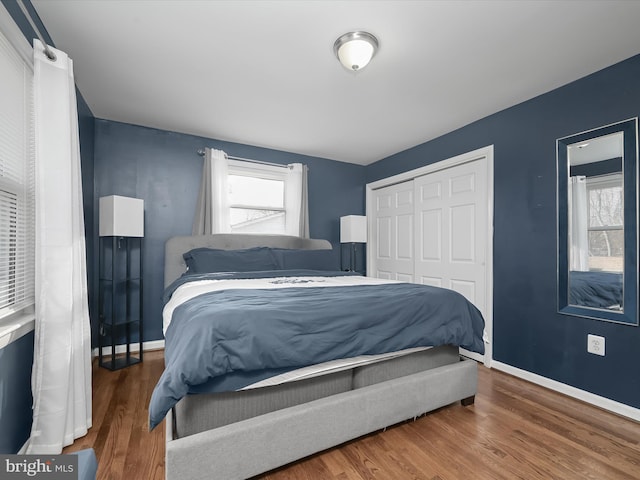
[0,313,35,350]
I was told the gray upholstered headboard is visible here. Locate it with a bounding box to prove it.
[164,234,332,287]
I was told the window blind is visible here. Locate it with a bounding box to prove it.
[0,25,35,318]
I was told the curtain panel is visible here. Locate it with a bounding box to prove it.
[285,163,310,238]
[569,175,589,272]
[27,40,91,454]
[192,148,229,235]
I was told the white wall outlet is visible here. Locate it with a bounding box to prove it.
[587,334,605,356]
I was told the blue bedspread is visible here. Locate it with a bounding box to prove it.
[569,271,623,308]
[149,271,485,429]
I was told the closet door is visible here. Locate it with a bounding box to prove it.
[414,159,488,317]
[367,147,493,366]
[370,181,414,281]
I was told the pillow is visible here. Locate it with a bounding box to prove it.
[272,248,337,271]
[183,247,279,274]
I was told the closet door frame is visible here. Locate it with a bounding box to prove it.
[366,145,494,367]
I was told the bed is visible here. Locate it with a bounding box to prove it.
[156,234,484,480]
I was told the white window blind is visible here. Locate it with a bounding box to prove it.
[0,23,35,318]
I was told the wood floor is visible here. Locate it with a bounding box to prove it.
[63,350,640,480]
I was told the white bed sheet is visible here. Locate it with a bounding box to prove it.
[240,346,431,390]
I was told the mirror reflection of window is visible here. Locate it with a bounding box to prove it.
[566,131,624,312]
[568,132,624,276]
[586,174,623,273]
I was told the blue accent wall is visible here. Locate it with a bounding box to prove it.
[366,53,640,409]
[93,120,366,344]
[78,93,97,330]
[0,332,34,453]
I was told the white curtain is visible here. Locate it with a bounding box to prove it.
[192,148,229,235]
[27,40,92,454]
[569,175,589,271]
[285,163,310,238]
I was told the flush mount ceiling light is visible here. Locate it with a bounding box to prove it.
[333,31,379,72]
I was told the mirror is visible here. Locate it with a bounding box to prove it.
[557,118,638,325]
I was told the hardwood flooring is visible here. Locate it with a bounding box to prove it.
[63,350,165,480]
[63,350,640,480]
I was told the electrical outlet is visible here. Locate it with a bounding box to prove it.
[587,334,605,356]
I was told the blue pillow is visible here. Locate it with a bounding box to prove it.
[272,248,337,271]
[183,247,279,273]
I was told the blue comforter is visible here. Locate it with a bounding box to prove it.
[149,270,485,429]
[569,271,623,308]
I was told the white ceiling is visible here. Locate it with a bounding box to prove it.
[32,0,640,166]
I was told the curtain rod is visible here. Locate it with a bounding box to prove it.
[17,0,57,61]
[197,148,289,169]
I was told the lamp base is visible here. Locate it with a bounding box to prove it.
[350,242,357,272]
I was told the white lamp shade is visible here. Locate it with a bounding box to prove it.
[99,195,144,237]
[340,215,367,243]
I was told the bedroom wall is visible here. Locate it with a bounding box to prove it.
[93,120,366,344]
[0,332,34,453]
[366,53,640,410]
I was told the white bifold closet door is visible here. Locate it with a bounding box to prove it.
[372,181,415,282]
[370,156,490,364]
[414,159,488,308]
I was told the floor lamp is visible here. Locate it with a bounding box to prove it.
[340,215,367,272]
[98,195,144,370]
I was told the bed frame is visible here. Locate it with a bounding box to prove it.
[163,234,478,480]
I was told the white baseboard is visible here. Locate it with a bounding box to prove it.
[92,339,165,358]
[491,360,640,423]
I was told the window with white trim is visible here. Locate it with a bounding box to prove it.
[226,160,305,235]
[0,19,35,319]
[228,161,286,234]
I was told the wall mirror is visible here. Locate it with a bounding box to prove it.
[557,118,638,325]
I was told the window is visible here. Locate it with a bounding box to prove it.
[0,17,35,319]
[225,160,304,235]
[586,173,623,272]
[228,161,286,234]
